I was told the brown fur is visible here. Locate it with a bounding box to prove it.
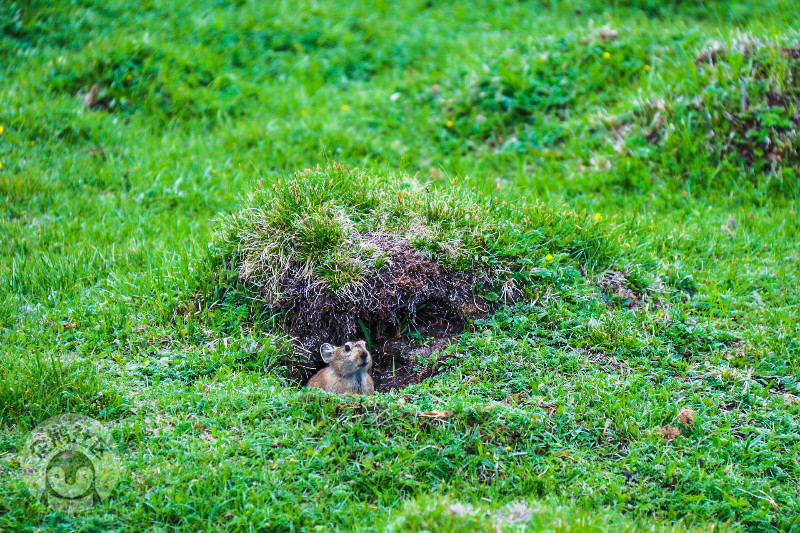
[306,340,374,395]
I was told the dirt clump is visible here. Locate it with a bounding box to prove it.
[766,91,800,125]
[695,42,800,65]
[597,270,648,310]
[677,407,695,427]
[688,43,800,167]
[657,425,681,440]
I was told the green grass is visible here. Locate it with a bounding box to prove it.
[2,0,800,531]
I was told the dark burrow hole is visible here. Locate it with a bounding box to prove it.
[291,300,470,393]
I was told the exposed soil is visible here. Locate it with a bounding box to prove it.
[694,40,760,65]
[370,317,462,392]
[783,47,800,60]
[693,41,800,65]
[643,93,800,169]
[727,90,800,166]
[766,91,800,126]
[271,233,494,392]
[597,270,646,310]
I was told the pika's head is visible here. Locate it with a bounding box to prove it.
[320,340,372,378]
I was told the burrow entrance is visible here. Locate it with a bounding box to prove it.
[273,233,496,392]
[294,302,468,392]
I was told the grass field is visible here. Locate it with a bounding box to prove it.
[2,1,800,531]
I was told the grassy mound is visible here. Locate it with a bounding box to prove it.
[624,35,800,194]
[207,164,649,387]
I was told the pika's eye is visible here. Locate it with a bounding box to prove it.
[345,344,351,352]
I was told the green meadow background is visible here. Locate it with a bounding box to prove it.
[2,1,800,531]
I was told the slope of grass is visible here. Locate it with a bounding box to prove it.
[2,0,800,531]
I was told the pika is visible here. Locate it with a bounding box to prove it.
[306,340,374,395]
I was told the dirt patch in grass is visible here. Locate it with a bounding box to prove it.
[597,270,650,309]
[728,89,800,166]
[282,233,493,392]
[695,40,800,65]
[766,91,800,125]
[692,43,800,167]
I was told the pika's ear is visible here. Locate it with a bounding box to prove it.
[320,343,334,363]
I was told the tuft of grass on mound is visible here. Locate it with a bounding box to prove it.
[214,163,643,298]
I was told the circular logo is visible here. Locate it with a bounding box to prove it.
[21,413,122,512]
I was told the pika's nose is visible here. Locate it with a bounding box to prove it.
[359,353,368,365]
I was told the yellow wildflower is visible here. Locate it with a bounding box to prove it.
[446,120,454,128]
[506,446,511,451]
[644,64,651,71]
[0,161,3,170]
[603,51,611,59]
[341,104,349,111]
[625,243,631,248]
[594,213,602,221]
[0,125,4,134]
[545,254,553,261]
